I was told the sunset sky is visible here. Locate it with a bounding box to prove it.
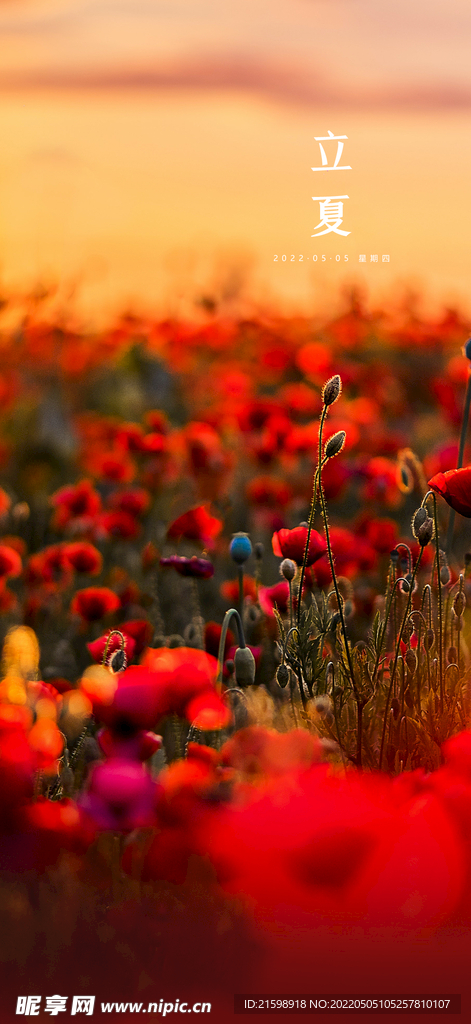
[0,0,470,319]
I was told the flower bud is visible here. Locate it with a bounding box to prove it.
[416,517,434,547]
[230,532,253,565]
[440,565,451,586]
[321,375,342,407]
[454,591,466,617]
[234,646,256,686]
[280,558,297,581]
[276,663,290,688]
[405,649,417,674]
[447,646,458,664]
[109,648,127,674]
[411,507,427,537]
[324,430,346,460]
[424,628,435,651]
[254,542,264,561]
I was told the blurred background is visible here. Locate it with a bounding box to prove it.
[0,0,470,321]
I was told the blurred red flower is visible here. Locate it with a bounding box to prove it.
[259,581,290,616]
[63,542,103,575]
[85,448,136,484]
[246,476,293,508]
[167,505,222,549]
[51,479,102,531]
[96,511,141,540]
[428,466,471,518]
[71,587,120,622]
[0,544,22,579]
[107,488,150,517]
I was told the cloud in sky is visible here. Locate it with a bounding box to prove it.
[0,0,470,110]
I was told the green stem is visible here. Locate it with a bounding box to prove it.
[297,408,327,626]
[379,547,423,770]
[216,608,246,689]
[432,494,444,712]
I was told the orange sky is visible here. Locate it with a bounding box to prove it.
[0,0,470,320]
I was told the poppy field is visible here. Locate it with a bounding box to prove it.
[2,291,471,1018]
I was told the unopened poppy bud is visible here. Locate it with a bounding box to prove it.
[453,614,463,632]
[276,663,290,688]
[109,648,127,674]
[324,430,346,460]
[412,507,427,536]
[424,628,435,650]
[230,532,253,565]
[322,374,342,407]
[280,558,297,581]
[402,621,413,643]
[454,591,466,617]
[390,549,399,565]
[401,576,411,594]
[331,612,341,629]
[416,517,434,547]
[440,565,451,585]
[225,658,235,675]
[447,646,458,664]
[254,542,264,560]
[405,649,417,674]
[234,646,256,685]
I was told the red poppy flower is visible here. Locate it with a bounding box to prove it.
[141,647,230,728]
[204,622,235,659]
[246,476,293,508]
[26,545,72,588]
[80,758,157,832]
[71,587,120,622]
[0,535,26,557]
[117,619,152,655]
[0,488,11,518]
[51,479,102,531]
[167,505,222,549]
[95,511,141,540]
[160,555,214,579]
[63,542,103,575]
[139,432,166,455]
[107,488,150,517]
[258,581,290,617]
[428,466,471,518]
[97,727,161,762]
[85,448,136,484]
[272,526,326,566]
[0,544,22,579]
